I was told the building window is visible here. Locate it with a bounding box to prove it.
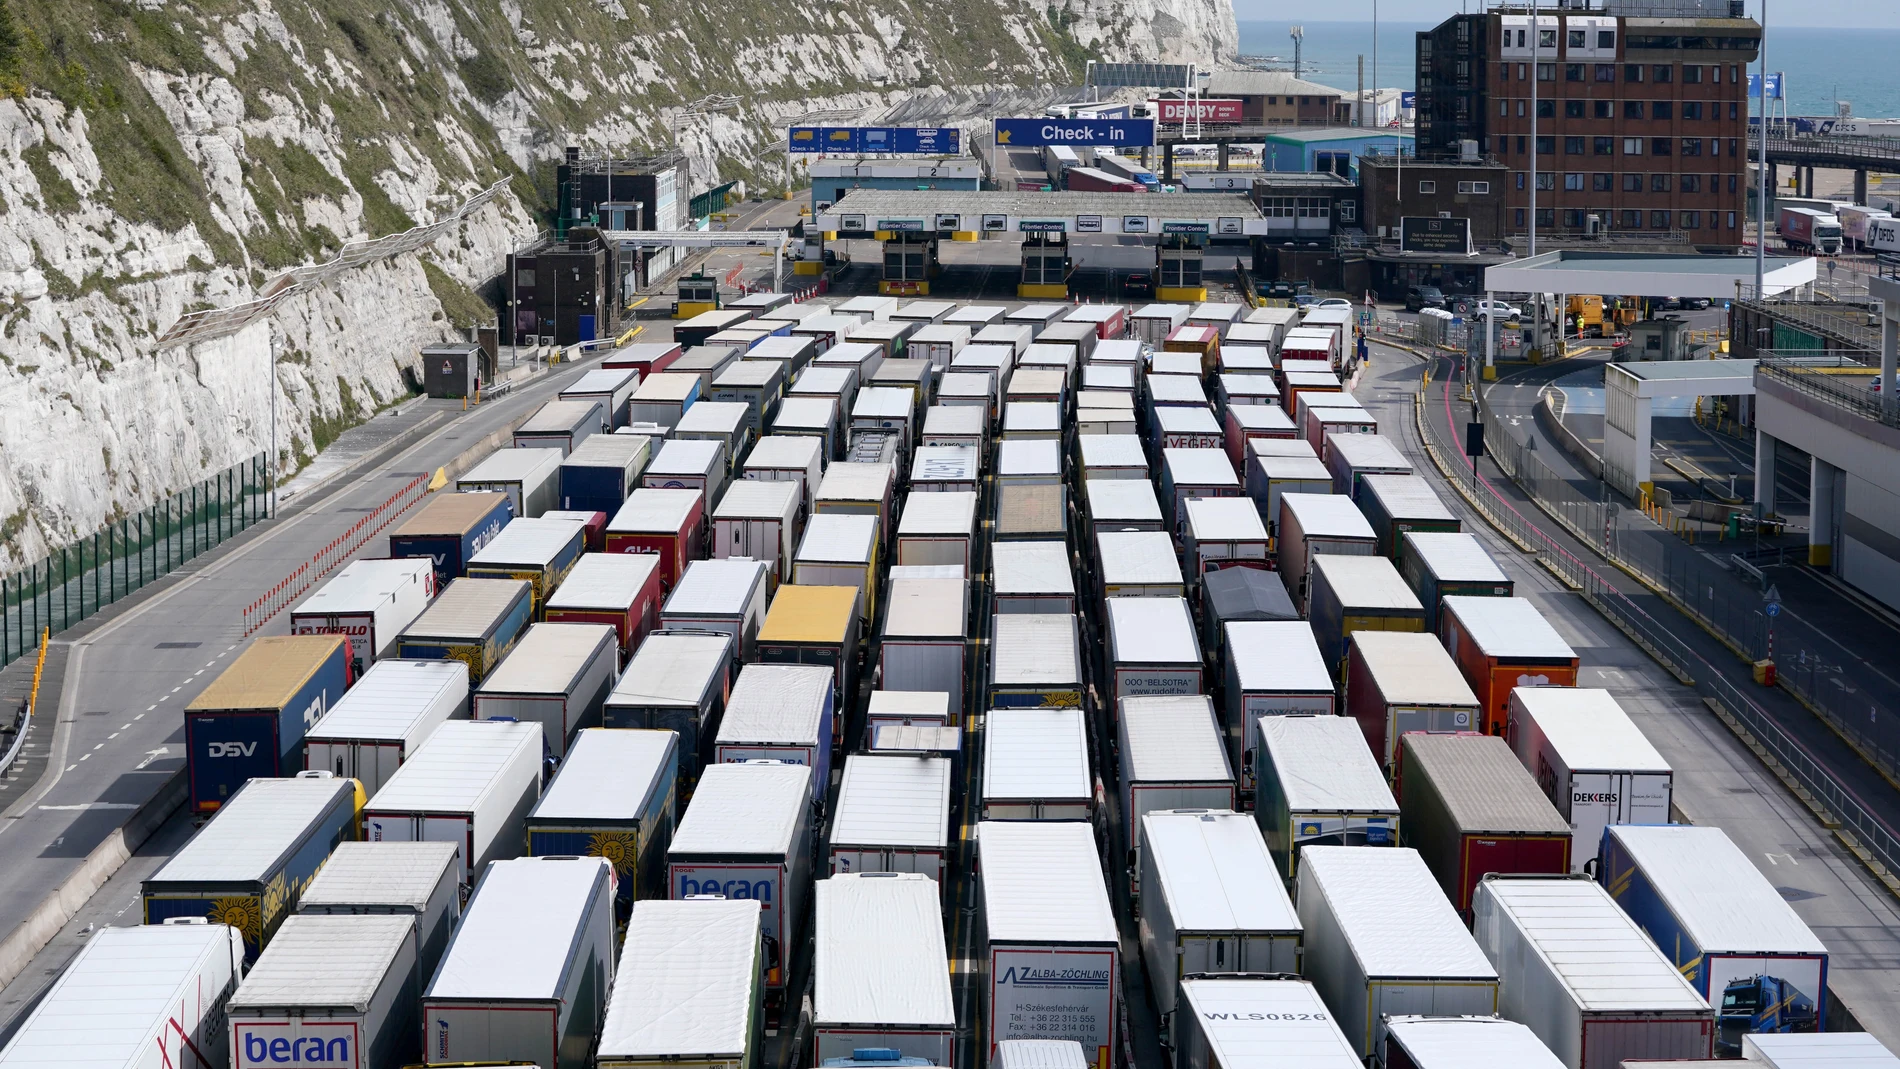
[1727,138,1739,158]
[1301,96,1311,105]
[1599,30,1616,48]
[1594,173,1613,191]
[1516,172,1527,190]
[1622,209,1643,228]
[1536,135,1555,155]
[1567,63,1585,82]
[1625,101,1645,119]
[1568,29,1586,48]
[1651,210,1672,228]
[1501,62,1513,81]
[1623,138,1644,155]
[1535,171,1556,190]
[1625,64,1644,83]
[1728,211,1738,228]
[1651,137,1673,156]
[1419,180,1438,193]
[1457,180,1491,193]
[1538,62,1556,81]
[1518,100,1527,118]
[1595,100,1613,119]
[1566,100,1586,118]
[1596,64,1616,82]
[1729,64,1740,83]
[1455,59,1471,79]
[1537,99,1556,118]
[1682,210,1701,228]
[1515,208,1528,227]
[1338,200,1357,221]
[1682,138,1702,156]
[1730,102,1739,120]
[1565,173,1585,191]
[1500,99,1510,117]
[1564,209,1585,226]
[1623,173,1643,192]
[1566,136,1586,154]
[517,269,536,286]
[1517,136,1527,154]
[1653,101,1673,120]
[1681,174,1701,193]
[1262,197,1296,217]
[1296,198,1330,218]
[1653,64,1673,83]
[1729,174,1738,193]
[1539,29,1558,48]
[1681,101,1701,120]
[1519,62,1528,79]
[1537,208,1556,226]
[1595,136,1615,156]
[1684,64,1703,84]
[1652,173,1672,192]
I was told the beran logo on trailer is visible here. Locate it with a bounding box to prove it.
[997,966,1111,988]
[677,875,774,901]
[238,1026,355,1068]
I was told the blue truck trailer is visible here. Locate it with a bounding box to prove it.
[185,635,352,815]
[388,490,515,587]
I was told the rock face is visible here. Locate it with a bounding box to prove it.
[0,0,1234,567]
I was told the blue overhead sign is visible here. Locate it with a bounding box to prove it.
[1748,72,1784,100]
[1400,91,1417,110]
[994,117,1157,148]
[787,126,962,154]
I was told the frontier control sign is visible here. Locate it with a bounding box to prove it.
[994,117,1156,148]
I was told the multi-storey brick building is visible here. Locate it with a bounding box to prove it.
[1415,6,1760,250]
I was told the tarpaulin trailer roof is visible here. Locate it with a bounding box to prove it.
[304,658,468,794]
[992,540,1077,613]
[813,873,956,1067]
[1400,531,1513,631]
[981,706,1091,820]
[596,898,761,1068]
[1399,733,1573,915]
[1086,478,1165,534]
[1307,553,1426,672]
[227,912,421,1069]
[1344,630,1480,768]
[922,403,985,447]
[296,839,461,983]
[987,613,1082,710]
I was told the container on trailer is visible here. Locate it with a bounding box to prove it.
[715,664,835,800]
[937,370,998,418]
[1277,493,1379,610]
[1255,715,1399,882]
[668,761,815,1000]
[603,340,684,377]
[1175,978,1364,1069]
[558,434,651,519]
[1474,876,1715,1069]
[974,322,1035,356]
[747,332,820,377]
[1248,456,1333,534]
[393,577,533,685]
[711,360,789,434]
[894,299,955,324]
[603,631,732,795]
[793,513,881,624]
[1138,811,1299,1016]
[1106,597,1203,709]
[1080,363,1136,397]
[893,490,978,575]
[1507,689,1671,871]
[1080,434,1149,481]
[981,705,1090,821]
[185,635,352,814]
[1307,555,1427,673]
[910,323,971,369]
[1147,375,1210,414]
[1399,733,1573,915]
[1326,434,1412,499]
[922,405,985,449]
[304,659,467,794]
[978,821,1119,1065]
[227,912,421,1069]
[838,295,899,321]
[1218,343,1276,374]
[1002,400,1062,441]
[1381,1015,1569,1069]
[1183,497,1270,582]
[1400,532,1513,631]
[296,840,462,986]
[660,557,770,663]
[813,874,956,1068]
[1160,447,1243,527]
[827,758,953,885]
[1036,322,1098,367]
[985,614,1082,710]
[995,483,1068,545]
[745,434,826,516]
[678,308,757,347]
[1343,631,1479,769]
[1085,478,1165,535]
[1066,303,1128,340]
[1200,566,1296,663]
[1223,621,1335,797]
[1297,846,1501,1057]
[458,448,563,518]
[1218,375,1281,413]
[422,856,616,1069]
[998,438,1062,487]
[819,340,886,383]
[879,578,968,716]
[473,621,617,758]
[1599,824,1828,1055]
[992,540,1077,614]
[527,727,677,914]
[0,922,246,1069]
[361,718,541,887]
[596,897,762,1069]
[814,461,896,543]
[389,491,514,587]
[866,690,952,733]
[465,514,587,617]
[1151,351,1203,379]
[145,773,359,960]
[1010,366,1070,407]
[1118,697,1233,869]
[1356,476,1459,560]
[756,584,861,713]
[1189,301,1244,339]
[604,488,706,593]
[1438,596,1580,735]
[291,557,434,672]
[515,399,604,456]
[910,445,981,494]
[1096,530,1185,599]
[945,304,1006,330]
[626,371,703,432]
[644,438,728,503]
[1131,304,1190,344]
[713,480,800,585]
[793,313,868,354]
[1078,404,1139,436]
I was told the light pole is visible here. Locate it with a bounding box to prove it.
[1529,0,1538,260]
[1755,0,1768,294]
[266,332,279,517]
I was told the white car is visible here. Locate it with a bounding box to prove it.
[1473,299,1522,320]
[1313,298,1353,311]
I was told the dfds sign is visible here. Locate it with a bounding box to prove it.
[994,117,1156,148]
[236,1022,359,1068]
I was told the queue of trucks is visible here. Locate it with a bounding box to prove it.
[0,291,1860,1069]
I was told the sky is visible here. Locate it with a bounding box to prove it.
[1228,0,1900,29]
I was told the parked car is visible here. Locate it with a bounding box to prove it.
[1121,271,1154,298]
[1314,298,1354,311]
[1473,299,1522,320]
[1680,297,1713,310]
[1405,285,1447,312]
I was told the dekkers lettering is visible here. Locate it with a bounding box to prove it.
[1574,791,1620,804]
[241,1034,351,1065]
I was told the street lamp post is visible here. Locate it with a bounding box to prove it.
[1755,0,1768,294]
[266,332,279,517]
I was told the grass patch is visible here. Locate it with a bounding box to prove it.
[21,142,78,212]
[421,260,493,329]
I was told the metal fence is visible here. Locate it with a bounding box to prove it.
[1417,372,1900,877]
[1,454,269,669]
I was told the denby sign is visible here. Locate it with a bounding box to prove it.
[1150,99,1244,123]
[235,1022,359,1068]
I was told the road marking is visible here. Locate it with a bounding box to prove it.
[119,724,130,731]
[169,687,181,694]
[64,765,75,772]
[78,754,89,762]
[192,670,203,678]
[1765,852,1799,866]
[135,747,169,770]
[134,713,145,720]
[37,803,138,811]
[156,696,167,702]
[226,645,238,653]
[145,705,156,712]
[107,733,119,740]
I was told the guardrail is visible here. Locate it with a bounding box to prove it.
[241,473,431,635]
[1757,352,1896,428]
[0,629,49,780]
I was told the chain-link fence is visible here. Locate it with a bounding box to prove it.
[1,454,269,669]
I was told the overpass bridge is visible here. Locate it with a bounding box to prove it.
[1752,136,1900,203]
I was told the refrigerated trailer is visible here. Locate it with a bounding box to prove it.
[389,490,514,588]
[1508,688,1672,871]
[472,621,617,758]
[1118,696,1234,886]
[714,663,836,804]
[290,557,434,672]
[1137,810,1300,1017]
[144,772,361,961]
[361,719,542,887]
[603,631,732,797]
[1474,876,1715,1069]
[527,727,678,913]
[713,481,800,585]
[228,913,422,1069]
[395,577,534,685]
[813,873,957,1067]
[1344,631,1481,769]
[879,578,969,716]
[991,540,1077,614]
[1296,846,1501,1058]
[423,857,618,1069]
[1106,597,1204,710]
[295,840,461,985]
[1399,531,1513,632]
[827,755,953,884]
[1254,715,1400,882]
[1175,978,1363,1069]
[596,898,762,1069]
[1439,596,1580,735]
[1599,824,1829,1055]
[981,706,1092,821]
[1398,733,1573,917]
[185,635,352,815]
[1222,621,1334,798]
[304,658,468,794]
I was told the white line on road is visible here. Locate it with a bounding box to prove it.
[91,744,102,751]
[37,803,138,812]
[133,713,144,720]
[107,733,118,740]
[78,754,89,762]
[145,705,155,712]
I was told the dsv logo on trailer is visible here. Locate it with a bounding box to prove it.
[208,741,259,758]
[237,1024,356,1068]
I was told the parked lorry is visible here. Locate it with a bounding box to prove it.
[602,631,733,797]
[394,577,534,686]
[828,754,954,885]
[982,706,1093,821]
[1507,687,1672,871]
[389,490,514,587]
[596,898,762,1069]
[1779,206,1843,255]
[228,912,422,1069]
[186,634,353,815]
[1175,978,1364,1069]
[1398,733,1573,917]
[290,557,434,673]
[361,719,542,888]
[304,658,468,795]
[296,840,462,985]
[1254,714,1399,881]
[812,873,958,1067]
[527,727,678,915]
[471,618,618,759]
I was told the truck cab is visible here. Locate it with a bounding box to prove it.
[1718,973,1819,1055]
